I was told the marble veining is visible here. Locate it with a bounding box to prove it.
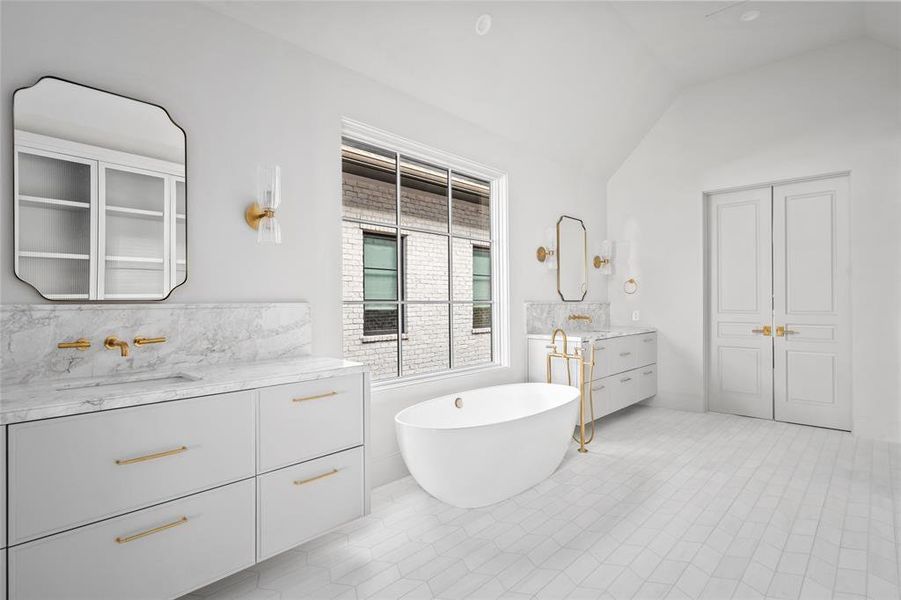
[527,326,657,342]
[1,303,311,385]
[525,302,611,334]
[0,354,363,425]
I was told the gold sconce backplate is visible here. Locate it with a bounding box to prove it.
[536,246,551,262]
[245,202,275,230]
[593,256,609,269]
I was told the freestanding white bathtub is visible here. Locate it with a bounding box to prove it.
[395,383,580,508]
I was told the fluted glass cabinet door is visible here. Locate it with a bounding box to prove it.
[15,149,96,300]
[100,164,168,299]
[173,178,186,288]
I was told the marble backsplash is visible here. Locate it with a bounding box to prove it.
[1,303,311,385]
[525,302,610,334]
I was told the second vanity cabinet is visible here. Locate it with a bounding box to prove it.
[1,367,369,600]
[528,329,658,419]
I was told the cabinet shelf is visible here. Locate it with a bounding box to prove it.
[19,251,90,261]
[105,255,164,264]
[19,195,90,210]
[44,294,90,300]
[106,205,164,218]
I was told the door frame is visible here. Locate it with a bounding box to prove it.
[702,170,851,427]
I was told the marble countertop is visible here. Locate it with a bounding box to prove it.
[528,326,656,341]
[0,355,365,425]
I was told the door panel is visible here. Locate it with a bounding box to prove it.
[773,177,850,430]
[707,187,774,419]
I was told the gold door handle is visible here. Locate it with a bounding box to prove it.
[776,326,799,337]
[134,336,167,346]
[115,516,188,544]
[115,445,188,465]
[752,325,772,336]
[58,338,91,351]
[292,391,338,403]
[294,468,340,486]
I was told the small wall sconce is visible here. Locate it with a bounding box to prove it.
[593,240,613,274]
[245,165,282,244]
[536,227,557,270]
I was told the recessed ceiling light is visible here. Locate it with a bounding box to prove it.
[740,9,761,22]
[475,14,492,36]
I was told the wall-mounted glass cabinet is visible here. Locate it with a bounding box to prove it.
[13,76,186,300]
[15,139,185,300]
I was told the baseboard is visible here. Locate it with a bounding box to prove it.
[370,451,409,488]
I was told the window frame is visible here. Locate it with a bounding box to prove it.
[341,118,510,388]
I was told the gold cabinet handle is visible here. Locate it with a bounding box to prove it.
[134,336,167,346]
[294,468,340,486]
[58,338,91,351]
[619,352,632,357]
[752,325,772,336]
[115,516,188,544]
[643,370,653,375]
[292,391,338,403]
[115,445,188,465]
[775,326,799,337]
[621,377,632,383]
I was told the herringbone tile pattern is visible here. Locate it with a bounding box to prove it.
[183,406,901,599]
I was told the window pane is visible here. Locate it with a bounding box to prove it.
[402,303,449,376]
[403,230,448,301]
[452,239,491,301]
[452,173,490,240]
[453,303,492,367]
[342,138,396,225]
[401,156,448,233]
[343,303,399,381]
[343,223,397,302]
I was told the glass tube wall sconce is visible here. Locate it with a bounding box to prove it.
[535,227,557,270]
[593,239,613,274]
[245,165,282,244]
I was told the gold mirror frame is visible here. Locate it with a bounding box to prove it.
[556,215,588,302]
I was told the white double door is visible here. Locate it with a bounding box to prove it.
[707,175,850,430]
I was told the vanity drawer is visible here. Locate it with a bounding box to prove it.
[606,336,639,376]
[8,391,254,544]
[637,365,657,401]
[1,426,6,549]
[589,379,614,418]
[258,374,364,472]
[8,479,255,600]
[637,332,657,367]
[257,446,364,561]
[609,371,638,412]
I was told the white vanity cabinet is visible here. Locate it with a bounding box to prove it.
[1,367,369,600]
[528,329,658,419]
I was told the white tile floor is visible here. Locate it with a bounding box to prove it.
[183,406,901,600]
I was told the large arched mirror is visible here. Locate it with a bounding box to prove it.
[13,77,186,300]
[556,215,587,301]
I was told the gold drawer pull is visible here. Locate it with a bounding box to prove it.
[134,336,167,346]
[294,468,340,486]
[621,377,632,383]
[292,391,338,403]
[643,338,654,343]
[115,445,188,465]
[116,516,188,544]
[643,370,654,375]
[619,352,632,357]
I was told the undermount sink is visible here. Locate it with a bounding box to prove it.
[56,372,203,391]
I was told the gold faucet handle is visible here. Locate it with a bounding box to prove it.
[134,336,167,346]
[58,338,91,351]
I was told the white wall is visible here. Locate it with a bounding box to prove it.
[607,39,901,441]
[0,1,607,484]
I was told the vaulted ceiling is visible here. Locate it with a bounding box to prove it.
[206,1,900,179]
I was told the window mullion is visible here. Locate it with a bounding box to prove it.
[447,168,455,370]
[395,152,403,378]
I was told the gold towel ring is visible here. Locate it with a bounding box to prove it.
[624,278,638,295]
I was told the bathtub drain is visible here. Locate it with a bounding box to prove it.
[454,397,463,409]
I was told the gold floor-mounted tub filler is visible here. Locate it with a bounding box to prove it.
[546,328,596,453]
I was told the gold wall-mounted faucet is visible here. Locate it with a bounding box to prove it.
[104,336,130,357]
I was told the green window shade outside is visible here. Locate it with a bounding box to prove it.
[364,234,398,301]
[472,247,491,302]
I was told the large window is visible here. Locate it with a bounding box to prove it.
[341,130,503,382]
